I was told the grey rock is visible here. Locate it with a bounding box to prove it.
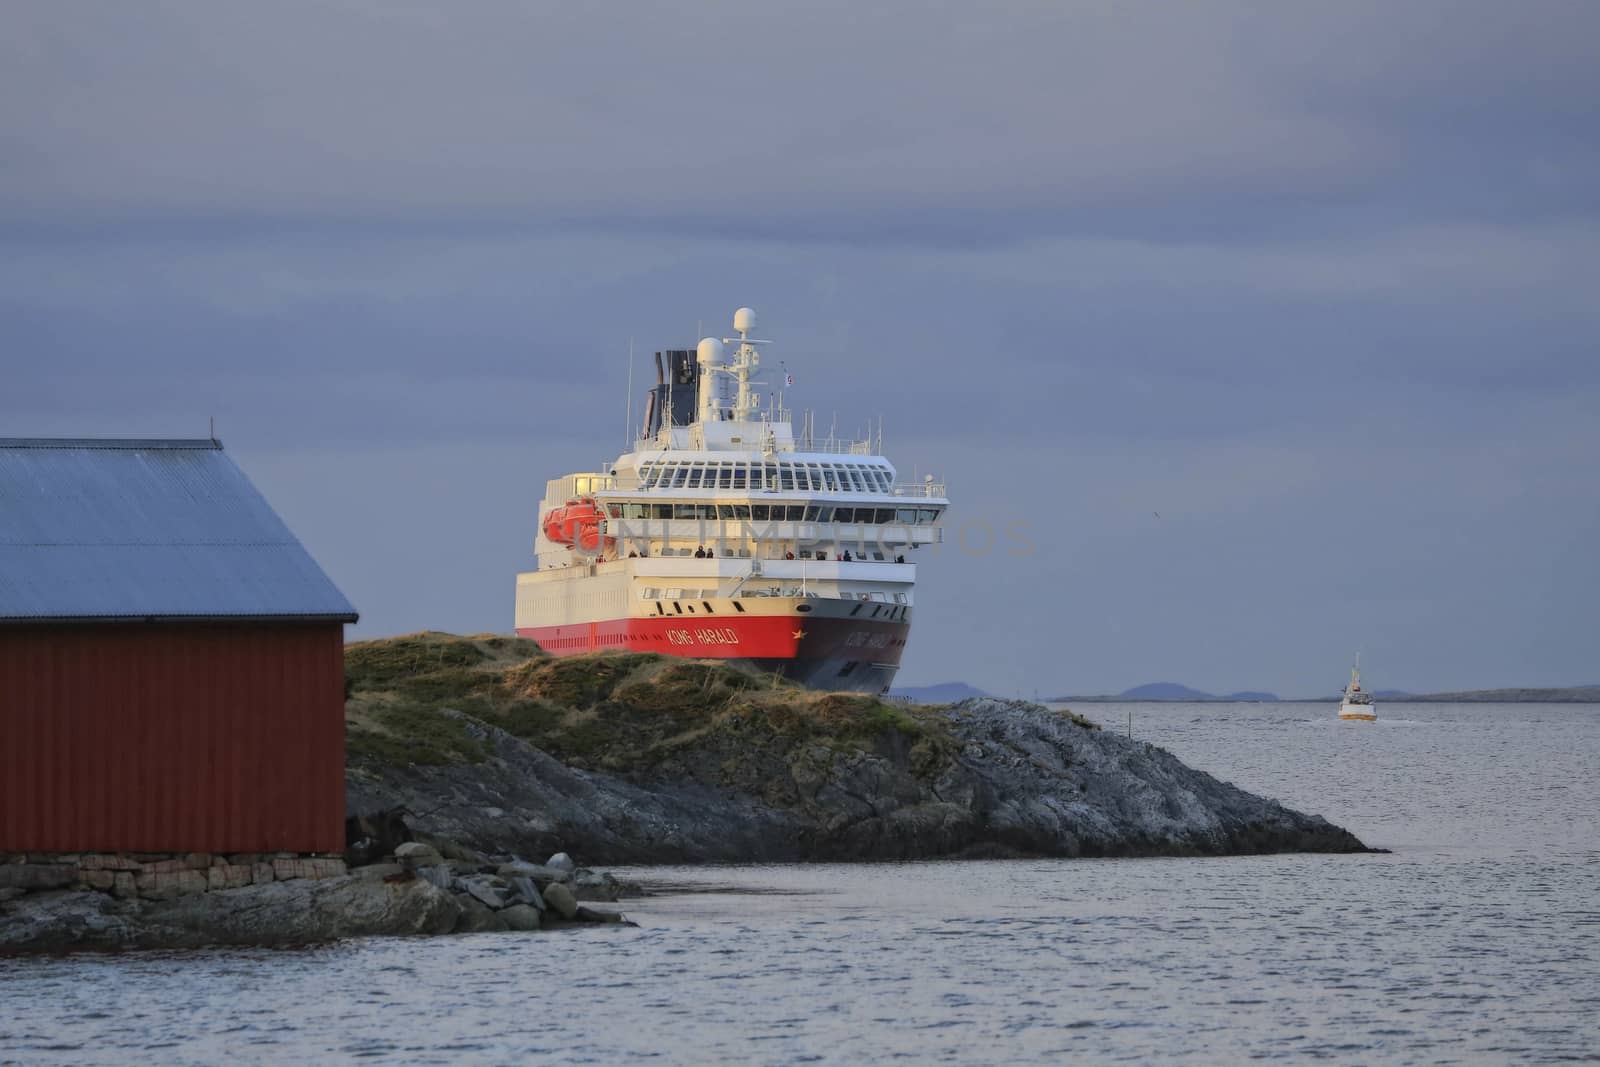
[500,903,542,932]
[458,878,506,911]
[0,887,27,903]
[540,881,579,920]
[451,892,508,933]
[507,876,544,910]
[0,877,460,953]
[545,852,576,873]
[574,906,633,925]
[350,863,405,881]
[347,698,1370,865]
[393,841,444,869]
[496,861,571,883]
[415,864,453,890]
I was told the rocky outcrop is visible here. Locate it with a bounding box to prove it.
[1,835,639,954]
[0,874,458,954]
[348,697,1370,864]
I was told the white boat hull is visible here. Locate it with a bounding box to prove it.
[1339,701,1377,721]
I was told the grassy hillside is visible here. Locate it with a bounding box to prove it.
[344,632,1075,778]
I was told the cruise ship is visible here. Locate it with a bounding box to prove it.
[514,307,949,694]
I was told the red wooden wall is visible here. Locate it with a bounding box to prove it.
[0,623,346,854]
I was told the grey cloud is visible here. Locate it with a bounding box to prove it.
[4,2,1595,243]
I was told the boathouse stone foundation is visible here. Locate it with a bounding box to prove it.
[0,851,347,904]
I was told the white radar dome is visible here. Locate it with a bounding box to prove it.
[733,307,757,334]
[696,337,725,365]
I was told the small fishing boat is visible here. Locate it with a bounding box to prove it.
[1339,654,1376,721]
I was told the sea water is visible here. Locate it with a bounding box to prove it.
[3,702,1597,1064]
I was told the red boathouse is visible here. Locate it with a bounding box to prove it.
[0,438,358,854]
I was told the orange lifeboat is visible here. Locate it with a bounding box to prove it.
[542,497,613,553]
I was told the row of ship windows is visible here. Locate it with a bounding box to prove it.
[638,461,894,493]
[606,502,941,525]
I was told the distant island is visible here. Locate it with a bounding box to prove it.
[1057,682,1282,703]
[1050,682,1600,704]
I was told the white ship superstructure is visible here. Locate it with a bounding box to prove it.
[514,308,948,694]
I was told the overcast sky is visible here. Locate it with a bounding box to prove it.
[4,1,1597,696]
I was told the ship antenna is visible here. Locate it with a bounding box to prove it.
[624,337,634,451]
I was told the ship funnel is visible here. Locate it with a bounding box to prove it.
[697,338,725,422]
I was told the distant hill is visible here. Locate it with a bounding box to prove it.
[1382,686,1600,703]
[891,681,990,703]
[1119,682,1214,700]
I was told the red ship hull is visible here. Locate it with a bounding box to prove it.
[516,614,909,693]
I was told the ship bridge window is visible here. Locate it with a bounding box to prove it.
[652,503,673,519]
[919,508,939,524]
[685,466,704,488]
[716,466,733,488]
[732,466,747,488]
[750,504,770,521]
[669,466,689,488]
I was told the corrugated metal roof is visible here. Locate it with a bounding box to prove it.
[0,438,358,622]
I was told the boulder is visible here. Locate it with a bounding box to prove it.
[451,892,508,933]
[350,863,405,882]
[394,842,444,869]
[506,876,544,910]
[571,869,624,901]
[497,861,571,884]
[457,877,506,911]
[415,865,453,891]
[574,906,633,925]
[500,904,542,932]
[541,881,579,920]
[545,852,576,874]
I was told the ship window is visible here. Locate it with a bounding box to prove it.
[804,505,820,521]
[717,504,736,520]
[733,601,745,613]
[717,466,733,488]
[750,504,769,521]
[838,661,859,678]
[673,503,698,520]
[651,503,672,519]
[894,593,907,604]
[875,508,894,523]
[731,504,750,520]
[786,505,806,521]
[731,465,747,489]
[814,506,833,523]
[897,508,917,524]
[702,601,713,614]
[779,465,795,490]
[624,503,646,519]
[685,467,703,488]
[835,507,854,523]
[699,504,718,519]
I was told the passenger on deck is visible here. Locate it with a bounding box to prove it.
[694,545,706,558]
[706,547,715,558]
[785,551,795,560]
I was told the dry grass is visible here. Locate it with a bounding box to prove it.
[343,632,960,773]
